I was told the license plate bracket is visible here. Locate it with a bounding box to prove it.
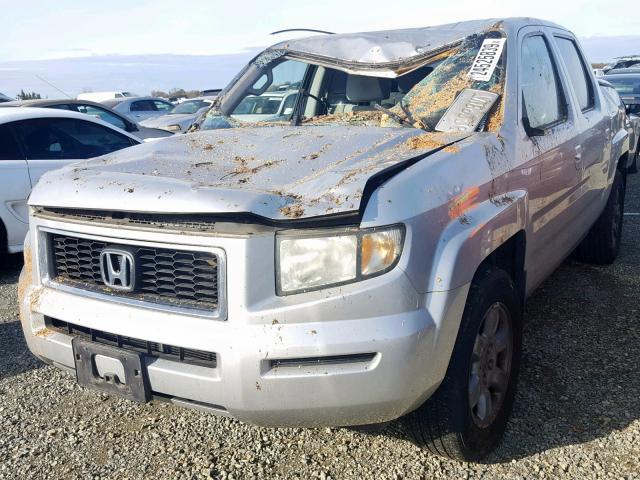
[72,338,150,403]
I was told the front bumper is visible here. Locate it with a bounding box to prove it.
[19,214,468,427]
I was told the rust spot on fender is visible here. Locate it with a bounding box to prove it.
[449,186,480,220]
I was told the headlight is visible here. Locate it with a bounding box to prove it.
[276,225,405,294]
[166,124,182,132]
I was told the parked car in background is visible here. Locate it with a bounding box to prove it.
[603,55,640,73]
[103,96,175,122]
[0,92,13,103]
[139,96,215,133]
[604,72,640,171]
[199,90,298,129]
[606,67,640,76]
[0,108,139,256]
[77,91,138,102]
[19,18,630,462]
[0,99,173,141]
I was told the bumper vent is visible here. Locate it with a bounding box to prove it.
[49,233,219,311]
[48,318,217,368]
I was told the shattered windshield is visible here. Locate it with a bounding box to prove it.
[200,27,506,133]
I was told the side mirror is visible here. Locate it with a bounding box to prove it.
[523,116,545,137]
[127,122,139,132]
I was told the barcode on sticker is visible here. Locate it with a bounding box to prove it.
[468,38,506,82]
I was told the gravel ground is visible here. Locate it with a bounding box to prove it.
[1,175,639,479]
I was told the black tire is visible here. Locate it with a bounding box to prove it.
[403,266,522,461]
[574,170,625,264]
[630,150,638,174]
[0,220,7,266]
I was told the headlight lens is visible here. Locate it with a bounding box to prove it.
[277,225,404,294]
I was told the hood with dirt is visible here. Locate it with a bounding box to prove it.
[29,125,468,221]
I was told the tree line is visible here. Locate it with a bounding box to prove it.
[150,88,202,99]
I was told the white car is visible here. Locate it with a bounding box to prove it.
[102,97,175,122]
[139,97,215,133]
[0,108,140,256]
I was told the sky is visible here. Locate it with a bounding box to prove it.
[1,0,639,97]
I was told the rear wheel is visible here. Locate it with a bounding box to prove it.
[403,266,522,461]
[630,148,638,174]
[0,220,7,265]
[574,170,625,264]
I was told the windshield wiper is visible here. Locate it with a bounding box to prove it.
[373,104,412,127]
[399,100,430,131]
[374,102,431,132]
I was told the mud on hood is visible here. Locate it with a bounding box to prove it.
[30,126,468,222]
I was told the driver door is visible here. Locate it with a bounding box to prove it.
[517,29,584,289]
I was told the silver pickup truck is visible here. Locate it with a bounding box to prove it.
[18,18,631,461]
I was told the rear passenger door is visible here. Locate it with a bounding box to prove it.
[12,117,137,186]
[0,123,32,250]
[551,32,608,231]
[518,29,584,288]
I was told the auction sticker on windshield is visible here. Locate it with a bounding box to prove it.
[468,38,506,82]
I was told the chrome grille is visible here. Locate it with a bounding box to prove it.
[49,233,219,311]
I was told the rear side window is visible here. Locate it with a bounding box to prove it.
[555,37,595,111]
[0,124,24,160]
[13,118,136,160]
[521,35,567,129]
[130,100,156,112]
[153,100,173,112]
[75,104,128,130]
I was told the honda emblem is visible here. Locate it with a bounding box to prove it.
[100,248,135,291]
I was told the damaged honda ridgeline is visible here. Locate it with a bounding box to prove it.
[19,18,630,460]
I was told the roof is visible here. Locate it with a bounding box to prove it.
[606,68,640,76]
[103,96,173,109]
[268,17,564,76]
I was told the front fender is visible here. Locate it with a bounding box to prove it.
[422,190,527,293]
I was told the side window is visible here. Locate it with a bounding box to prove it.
[153,100,173,112]
[130,100,156,112]
[14,118,136,160]
[0,124,24,160]
[75,104,128,130]
[521,35,567,129]
[554,37,594,111]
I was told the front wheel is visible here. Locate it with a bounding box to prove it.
[403,266,522,461]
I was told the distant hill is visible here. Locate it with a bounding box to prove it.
[1,35,639,99]
[0,51,259,99]
[580,36,640,64]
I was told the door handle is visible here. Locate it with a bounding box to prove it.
[574,145,582,161]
